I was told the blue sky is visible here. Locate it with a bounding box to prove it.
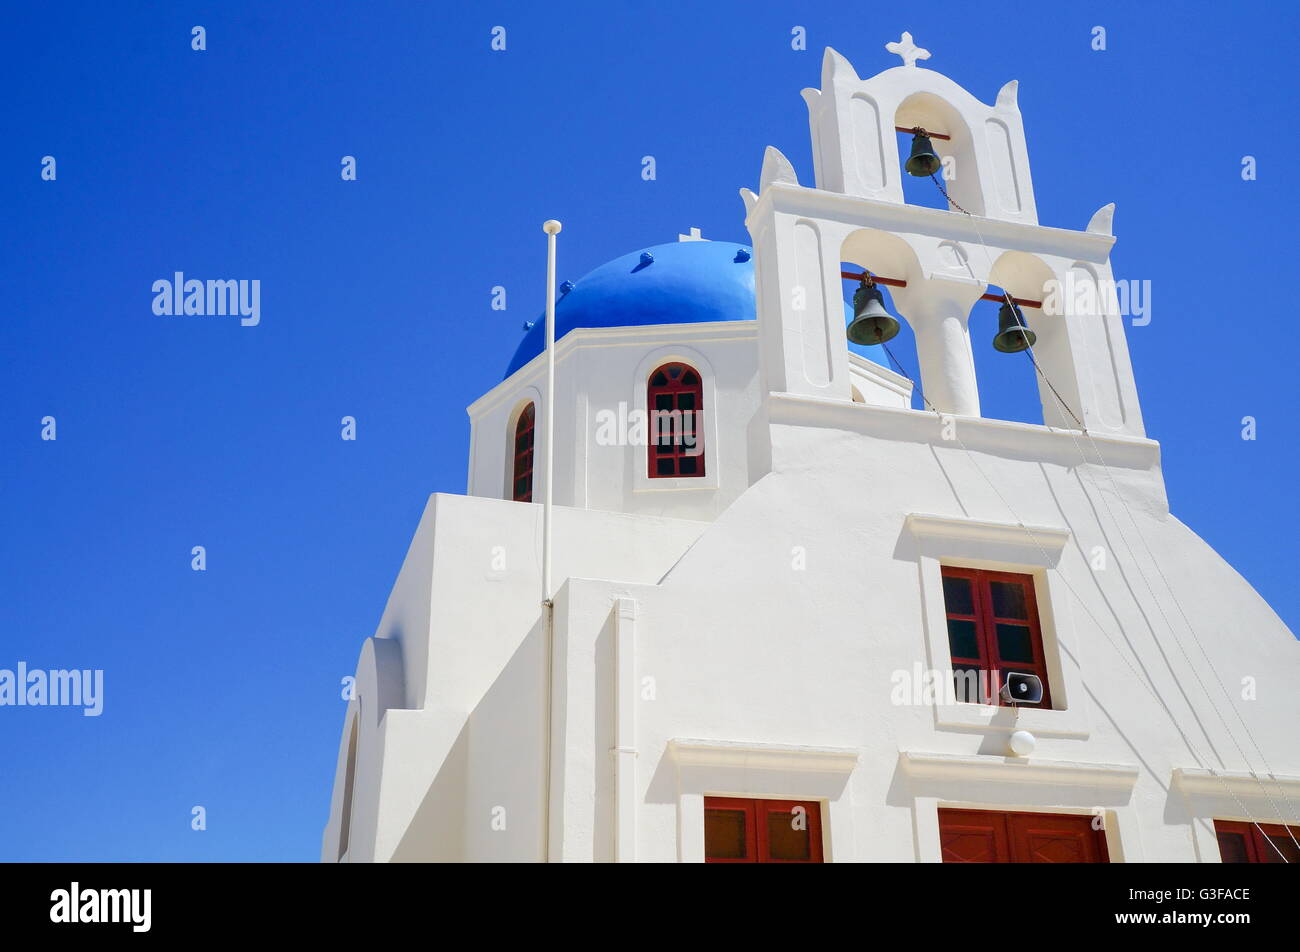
[2,1,1296,861]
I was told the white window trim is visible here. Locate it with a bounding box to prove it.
[666,738,859,863]
[630,346,720,493]
[900,751,1142,862]
[1171,768,1300,863]
[904,512,1092,737]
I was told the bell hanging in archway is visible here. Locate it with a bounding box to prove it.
[847,278,900,345]
[905,130,942,177]
[992,301,1037,353]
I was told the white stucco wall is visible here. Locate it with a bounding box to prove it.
[321,492,708,862]
[327,399,1297,863]
[543,404,1298,862]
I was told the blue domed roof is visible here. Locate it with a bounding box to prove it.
[504,238,888,378]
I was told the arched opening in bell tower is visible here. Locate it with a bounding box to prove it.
[981,251,1079,428]
[842,230,935,413]
[840,227,925,410]
[894,91,983,216]
[839,267,923,409]
[967,289,1049,426]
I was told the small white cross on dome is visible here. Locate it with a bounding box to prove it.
[678,227,707,242]
[886,32,930,68]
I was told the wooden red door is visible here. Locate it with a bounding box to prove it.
[937,809,1012,862]
[939,809,1109,863]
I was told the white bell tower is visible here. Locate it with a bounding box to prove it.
[742,36,1145,437]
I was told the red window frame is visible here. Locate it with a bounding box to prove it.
[938,808,1110,863]
[703,797,823,863]
[940,566,1052,708]
[511,402,535,503]
[1214,819,1300,863]
[647,362,705,478]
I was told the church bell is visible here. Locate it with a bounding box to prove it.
[847,278,900,345]
[905,130,942,177]
[992,301,1037,353]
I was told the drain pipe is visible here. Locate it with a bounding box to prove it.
[541,219,561,863]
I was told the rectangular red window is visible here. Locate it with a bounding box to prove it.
[703,797,823,863]
[939,808,1109,863]
[940,566,1052,707]
[1214,820,1300,863]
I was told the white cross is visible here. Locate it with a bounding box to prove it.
[886,32,930,68]
[678,227,707,242]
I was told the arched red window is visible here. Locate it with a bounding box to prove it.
[511,402,535,502]
[647,362,704,478]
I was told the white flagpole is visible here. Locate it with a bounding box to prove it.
[541,218,560,863]
[542,220,561,604]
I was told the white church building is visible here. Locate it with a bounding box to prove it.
[323,37,1299,863]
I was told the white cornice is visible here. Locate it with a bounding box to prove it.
[1171,768,1300,800]
[905,512,1070,554]
[766,391,1162,473]
[748,183,1117,264]
[668,738,860,774]
[466,320,758,419]
[900,751,1139,790]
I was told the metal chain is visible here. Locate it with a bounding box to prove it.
[928,172,975,217]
